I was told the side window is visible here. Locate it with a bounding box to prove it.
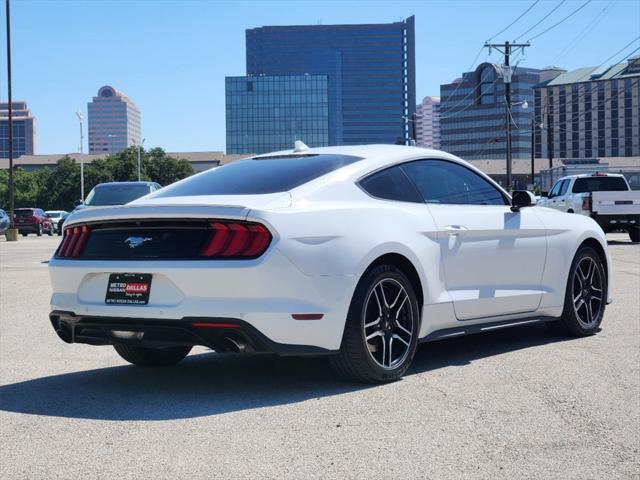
[558,179,570,196]
[401,159,508,206]
[359,166,423,203]
[549,181,562,198]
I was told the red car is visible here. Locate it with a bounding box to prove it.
[14,208,54,236]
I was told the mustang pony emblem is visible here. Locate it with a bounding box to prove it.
[124,236,153,248]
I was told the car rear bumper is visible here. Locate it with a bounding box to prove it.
[49,311,335,355]
[48,249,358,351]
[17,224,39,233]
[591,213,639,232]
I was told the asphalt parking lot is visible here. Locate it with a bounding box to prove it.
[0,234,638,479]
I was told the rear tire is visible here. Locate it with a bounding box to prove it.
[21,232,27,237]
[330,264,420,383]
[629,227,640,243]
[547,246,606,337]
[113,344,192,367]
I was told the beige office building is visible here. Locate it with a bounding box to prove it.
[415,96,441,149]
[88,85,141,154]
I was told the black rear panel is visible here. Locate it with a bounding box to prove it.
[60,220,211,260]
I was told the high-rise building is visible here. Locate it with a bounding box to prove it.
[0,101,36,158]
[226,75,329,154]
[440,63,543,160]
[226,17,415,153]
[415,96,440,149]
[534,56,640,159]
[87,85,141,154]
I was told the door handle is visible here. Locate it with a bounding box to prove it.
[444,225,468,236]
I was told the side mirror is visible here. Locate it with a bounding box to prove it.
[510,190,537,212]
[73,199,83,207]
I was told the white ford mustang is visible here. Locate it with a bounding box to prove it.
[49,145,612,383]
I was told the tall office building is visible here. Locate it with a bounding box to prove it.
[87,85,141,154]
[0,101,36,158]
[440,63,542,160]
[415,96,441,149]
[226,17,415,153]
[534,56,640,159]
[226,75,329,154]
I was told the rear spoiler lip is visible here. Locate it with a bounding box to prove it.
[63,204,251,229]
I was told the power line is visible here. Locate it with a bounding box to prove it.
[485,0,540,42]
[550,0,618,65]
[527,0,594,41]
[549,79,639,126]
[440,46,486,104]
[574,37,640,83]
[532,43,640,116]
[514,0,566,41]
[441,0,543,108]
[440,76,501,119]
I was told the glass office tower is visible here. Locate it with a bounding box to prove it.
[226,75,329,154]
[242,16,415,147]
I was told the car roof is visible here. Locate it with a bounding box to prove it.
[94,181,156,187]
[557,173,626,181]
[254,144,471,178]
[253,144,505,196]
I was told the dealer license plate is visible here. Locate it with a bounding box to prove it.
[105,273,152,305]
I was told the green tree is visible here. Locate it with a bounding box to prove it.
[144,148,194,186]
[0,146,196,211]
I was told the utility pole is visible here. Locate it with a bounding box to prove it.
[546,92,553,170]
[75,111,84,200]
[484,41,530,191]
[530,118,535,188]
[5,0,18,241]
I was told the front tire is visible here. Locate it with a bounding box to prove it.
[113,344,192,367]
[547,246,606,336]
[330,265,420,383]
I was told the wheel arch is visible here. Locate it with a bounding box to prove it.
[578,237,609,285]
[364,253,424,312]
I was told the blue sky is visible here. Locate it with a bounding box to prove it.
[1,0,638,154]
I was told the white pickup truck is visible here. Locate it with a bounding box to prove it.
[537,173,640,242]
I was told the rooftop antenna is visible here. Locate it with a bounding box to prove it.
[294,140,310,153]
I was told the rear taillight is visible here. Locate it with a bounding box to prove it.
[57,225,91,258]
[582,195,592,211]
[200,222,272,258]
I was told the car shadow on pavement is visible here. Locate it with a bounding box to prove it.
[0,323,572,421]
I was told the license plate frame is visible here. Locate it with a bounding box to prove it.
[105,273,152,305]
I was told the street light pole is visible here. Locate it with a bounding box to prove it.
[5,0,18,241]
[137,138,145,181]
[75,111,84,200]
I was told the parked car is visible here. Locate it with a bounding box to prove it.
[45,210,69,236]
[14,208,54,236]
[49,145,611,383]
[57,212,71,235]
[0,209,10,237]
[537,173,640,242]
[73,181,162,212]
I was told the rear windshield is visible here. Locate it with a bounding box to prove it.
[150,154,363,197]
[572,176,629,193]
[85,184,151,206]
[15,209,34,217]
